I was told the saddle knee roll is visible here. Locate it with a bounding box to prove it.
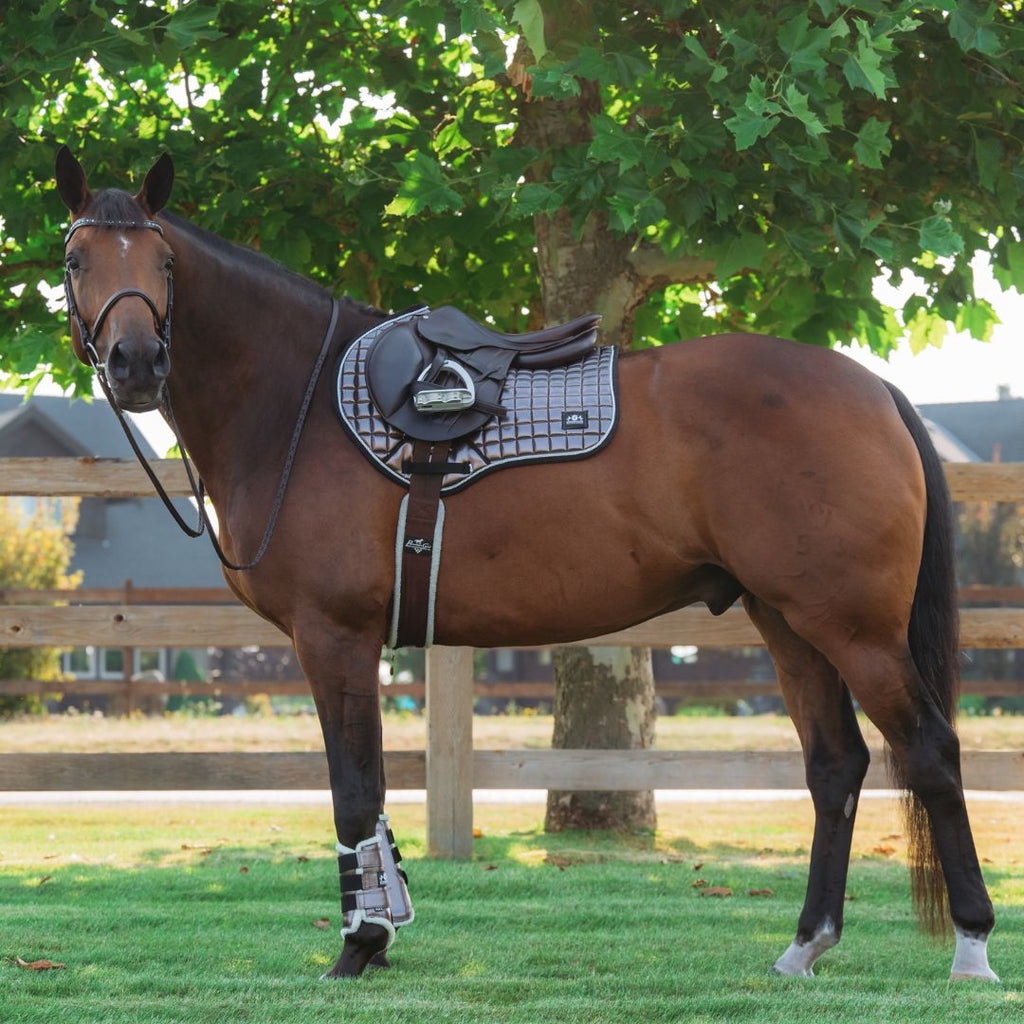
[336,814,414,947]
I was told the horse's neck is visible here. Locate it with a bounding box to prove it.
[159,220,370,501]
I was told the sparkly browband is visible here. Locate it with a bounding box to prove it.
[65,218,164,245]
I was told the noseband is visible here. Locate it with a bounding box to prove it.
[63,218,173,371]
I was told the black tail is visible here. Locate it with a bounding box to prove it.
[883,381,960,935]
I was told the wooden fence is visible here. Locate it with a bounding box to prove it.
[2,457,1023,858]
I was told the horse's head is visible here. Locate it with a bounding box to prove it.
[56,147,176,412]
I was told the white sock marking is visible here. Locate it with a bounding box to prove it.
[950,926,1000,982]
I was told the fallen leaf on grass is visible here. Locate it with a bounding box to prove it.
[311,918,330,930]
[296,856,310,863]
[692,862,704,871]
[880,834,902,841]
[692,879,708,888]
[472,827,484,839]
[872,845,896,857]
[16,958,65,971]
[238,866,250,874]
[543,854,584,870]
[38,876,53,886]
[482,864,499,871]
[748,888,775,898]
[700,886,733,898]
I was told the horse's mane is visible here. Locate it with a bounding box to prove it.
[85,189,386,320]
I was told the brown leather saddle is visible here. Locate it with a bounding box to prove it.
[364,305,601,442]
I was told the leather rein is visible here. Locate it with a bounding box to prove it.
[63,216,340,571]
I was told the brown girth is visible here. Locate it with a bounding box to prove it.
[395,439,457,647]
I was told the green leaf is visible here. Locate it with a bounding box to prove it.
[513,0,546,61]
[949,5,1001,56]
[777,13,830,75]
[714,233,768,279]
[974,135,1001,192]
[843,35,888,98]
[587,115,644,172]
[385,152,464,217]
[725,108,777,150]
[783,84,825,138]
[905,307,948,354]
[918,215,964,258]
[955,299,999,342]
[724,77,781,150]
[853,117,892,169]
[514,182,561,216]
[166,2,224,48]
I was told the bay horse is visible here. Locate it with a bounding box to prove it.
[54,148,999,982]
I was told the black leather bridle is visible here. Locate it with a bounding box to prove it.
[63,217,173,373]
[62,216,340,571]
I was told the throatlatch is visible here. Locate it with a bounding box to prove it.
[336,815,414,948]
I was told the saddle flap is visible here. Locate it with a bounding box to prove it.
[364,318,501,443]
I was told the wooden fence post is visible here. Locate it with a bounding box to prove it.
[425,646,474,859]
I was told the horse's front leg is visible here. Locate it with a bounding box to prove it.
[293,624,413,978]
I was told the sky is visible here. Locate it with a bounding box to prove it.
[840,258,1024,406]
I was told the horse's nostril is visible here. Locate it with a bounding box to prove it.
[153,345,171,380]
[107,341,131,381]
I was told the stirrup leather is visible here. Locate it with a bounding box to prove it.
[336,814,414,948]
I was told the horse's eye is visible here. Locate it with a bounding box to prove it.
[65,255,80,272]
[164,255,175,271]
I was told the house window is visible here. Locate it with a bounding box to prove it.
[62,646,96,677]
[133,648,167,676]
[99,648,125,679]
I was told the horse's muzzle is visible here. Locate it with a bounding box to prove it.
[106,335,170,412]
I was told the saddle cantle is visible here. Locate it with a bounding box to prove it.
[364,305,601,443]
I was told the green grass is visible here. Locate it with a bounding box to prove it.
[1,803,1021,1023]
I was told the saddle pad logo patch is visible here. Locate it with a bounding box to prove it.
[405,537,433,556]
[562,410,589,430]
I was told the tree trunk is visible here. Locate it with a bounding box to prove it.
[545,646,657,831]
[511,54,661,832]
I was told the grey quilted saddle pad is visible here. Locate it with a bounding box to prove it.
[335,310,619,495]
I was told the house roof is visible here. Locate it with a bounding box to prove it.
[0,393,223,587]
[918,397,1024,463]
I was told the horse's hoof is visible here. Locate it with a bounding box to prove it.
[950,969,1001,983]
[320,922,392,979]
[768,964,813,978]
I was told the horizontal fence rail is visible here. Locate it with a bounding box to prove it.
[2,457,1023,857]
[3,604,1024,650]
[5,457,1024,501]
[0,749,1020,793]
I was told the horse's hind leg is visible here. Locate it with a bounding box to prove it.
[294,625,408,978]
[743,595,870,977]
[826,640,998,982]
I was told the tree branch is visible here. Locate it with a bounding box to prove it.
[0,259,56,279]
[628,242,716,288]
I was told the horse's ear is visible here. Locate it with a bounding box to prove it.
[55,145,91,214]
[136,152,174,214]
